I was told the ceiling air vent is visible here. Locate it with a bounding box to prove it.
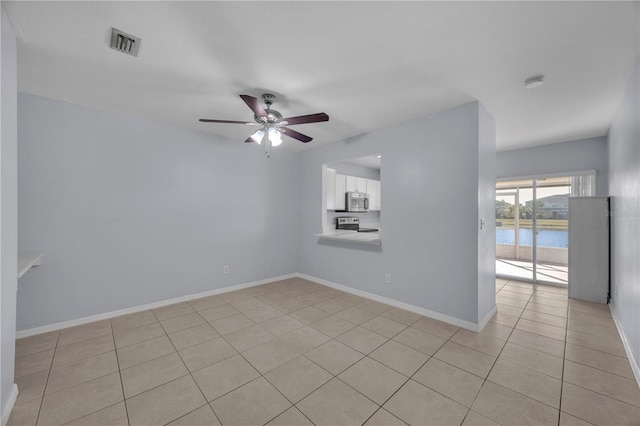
[109,28,141,57]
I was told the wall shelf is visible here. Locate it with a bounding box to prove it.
[18,253,43,279]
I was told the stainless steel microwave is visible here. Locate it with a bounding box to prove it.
[346,192,369,212]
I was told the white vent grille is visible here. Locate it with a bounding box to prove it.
[110,28,141,57]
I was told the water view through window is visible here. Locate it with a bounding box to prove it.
[496,228,568,247]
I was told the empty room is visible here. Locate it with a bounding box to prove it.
[1,2,638,425]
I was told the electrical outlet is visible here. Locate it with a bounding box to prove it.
[223,265,230,274]
[384,274,391,284]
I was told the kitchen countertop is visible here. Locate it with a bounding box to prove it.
[315,229,381,245]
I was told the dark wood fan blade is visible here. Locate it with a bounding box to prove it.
[240,95,267,118]
[199,119,257,124]
[282,127,313,143]
[281,113,329,126]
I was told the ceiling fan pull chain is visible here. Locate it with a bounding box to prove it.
[264,127,270,158]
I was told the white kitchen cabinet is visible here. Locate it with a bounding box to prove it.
[367,179,381,211]
[335,173,346,210]
[346,176,368,193]
[330,172,379,211]
[568,197,609,303]
[345,176,356,192]
[358,177,368,193]
[325,168,337,210]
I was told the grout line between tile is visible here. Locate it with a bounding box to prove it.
[562,355,636,381]
[113,323,165,350]
[561,375,640,410]
[33,331,60,426]
[163,402,210,426]
[198,315,285,423]
[558,290,570,426]
[214,290,347,424]
[503,282,571,412]
[149,308,227,426]
[563,332,629,358]
[37,325,124,424]
[464,279,542,423]
[109,320,130,426]
[214,292,400,424]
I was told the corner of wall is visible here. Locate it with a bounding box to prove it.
[0,1,19,420]
[0,384,17,426]
[607,56,640,385]
[477,103,497,324]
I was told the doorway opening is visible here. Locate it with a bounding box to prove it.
[495,175,582,285]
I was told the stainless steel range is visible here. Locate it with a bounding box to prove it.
[336,217,379,233]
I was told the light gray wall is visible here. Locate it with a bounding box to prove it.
[496,136,608,196]
[608,58,640,378]
[1,3,18,418]
[16,93,299,330]
[298,102,494,324]
[477,104,497,322]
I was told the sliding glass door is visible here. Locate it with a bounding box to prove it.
[496,177,570,285]
[533,177,571,285]
[496,188,533,281]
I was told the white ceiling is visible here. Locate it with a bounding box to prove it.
[6,1,639,152]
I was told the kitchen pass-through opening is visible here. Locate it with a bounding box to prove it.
[322,155,381,234]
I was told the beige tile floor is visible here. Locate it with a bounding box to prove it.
[9,277,640,426]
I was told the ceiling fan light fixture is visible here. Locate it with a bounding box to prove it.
[269,128,283,147]
[251,129,265,144]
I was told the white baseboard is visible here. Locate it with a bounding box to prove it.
[478,304,498,331]
[16,271,493,339]
[15,273,297,339]
[297,273,487,332]
[1,384,18,426]
[609,302,640,387]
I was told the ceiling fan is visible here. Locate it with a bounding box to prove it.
[199,93,329,157]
